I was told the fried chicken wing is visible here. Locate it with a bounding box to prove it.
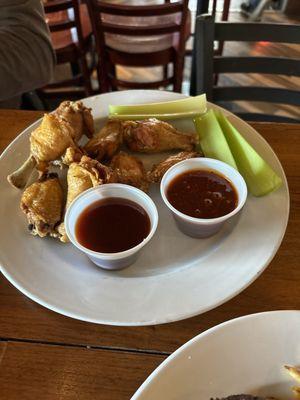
[110,151,149,192]
[8,101,94,189]
[84,120,123,161]
[57,156,116,242]
[20,173,64,238]
[123,118,196,153]
[148,151,199,183]
[54,100,94,140]
[30,114,76,165]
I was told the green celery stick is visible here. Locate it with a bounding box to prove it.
[215,110,282,196]
[194,109,237,169]
[109,94,207,120]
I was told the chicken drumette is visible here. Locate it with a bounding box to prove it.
[57,156,116,242]
[110,151,149,192]
[20,173,64,238]
[123,118,196,153]
[7,101,94,189]
[148,151,199,183]
[84,120,123,162]
[54,100,94,140]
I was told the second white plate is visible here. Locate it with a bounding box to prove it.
[0,90,289,325]
[132,310,300,399]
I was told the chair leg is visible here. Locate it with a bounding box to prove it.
[163,64,168,80]
[79,54,93,97]
[173,58,184,93]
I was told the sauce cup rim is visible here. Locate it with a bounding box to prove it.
[160,157,248,225]
[65,183,159,259]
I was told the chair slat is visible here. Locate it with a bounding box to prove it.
[214,22,300,44]
[93,1,183,16]
[44,0,73,12]
[102,22,179,36]
[107,48,174,67]
[109,76,174,89]
[213,86,300,106]
[214,57,300,76]
[48,19,76,32]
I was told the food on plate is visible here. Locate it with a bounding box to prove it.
[7,101,93,189]
[110,151,149,192]
[7,97,200,242]
[57,156,116,242]
[166,169,238,219]
[215,110,282,197]
[148,151,199,183]
[54,100,94,139]
[194,109,282,197]
[212,365,300,400]
[109,93,207,120]
[75,197,151,253]
[285,365,300,398]
[20,173,63,238]
[61,146,84,165]
[123,118,196,153]
[194,109,237,169]
[84,119,123,161]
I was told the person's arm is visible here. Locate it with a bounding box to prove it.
[0,0,55,102]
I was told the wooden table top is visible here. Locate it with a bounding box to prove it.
[0,110,299,399]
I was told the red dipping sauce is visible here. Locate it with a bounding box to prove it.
[166,169,238,219]
[75,197,150,253]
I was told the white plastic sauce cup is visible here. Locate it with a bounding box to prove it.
[65,184,158,270]
[160,158,247,238]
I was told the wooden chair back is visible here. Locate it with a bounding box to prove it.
[42,0,92,99]
[86,0,189,92]
[190,14,300,123]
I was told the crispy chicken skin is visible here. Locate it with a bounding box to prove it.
[65,156,116,210]
[54,100,94,139]
[148,151,199,183]
[84,120,123,161]
[30,114,76,165]
[8,101,93,189]
[58,156,116,242]
[123,118,196,153]
[110,151,149,192]
[20,173,63,238]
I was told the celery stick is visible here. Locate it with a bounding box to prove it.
[194,109,237,169]
[215,110,282,196]
[109,94,207,119]
[109,111,203,121]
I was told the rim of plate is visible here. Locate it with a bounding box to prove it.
[131,309,300,399]
[0,90,290,326]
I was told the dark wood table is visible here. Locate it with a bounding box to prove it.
[0,110,299,399]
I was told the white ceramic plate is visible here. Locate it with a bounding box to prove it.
[0,90,289,326]
[132,310,300,399]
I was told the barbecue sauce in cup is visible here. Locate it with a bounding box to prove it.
[75,197,150,253]
[167,169,238,219]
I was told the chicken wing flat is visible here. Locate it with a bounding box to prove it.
[110,151,149,192]
[8,113,77,189]
[54,100,94,140]
[57,156,116,242]
[148,151,199,183]
[84,120,123,161]
[20,173,63,238]
[65,156,116,209]
[123,118,196,153]
[30,114,76,165]
[8,101,94,189]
